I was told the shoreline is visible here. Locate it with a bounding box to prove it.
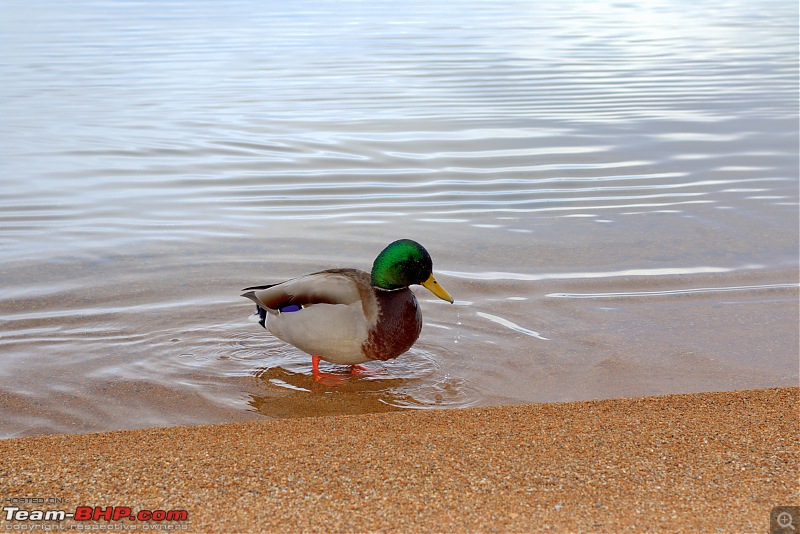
[1,387,797,532]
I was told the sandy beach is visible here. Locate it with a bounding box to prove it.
[1,387,797,532]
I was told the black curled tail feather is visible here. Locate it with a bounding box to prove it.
[242,290,268,329]
[256,305,267,328]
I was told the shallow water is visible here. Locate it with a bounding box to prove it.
[1,0,797,437]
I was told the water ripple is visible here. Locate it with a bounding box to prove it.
[441,266,760,282]
[547,283,799,300]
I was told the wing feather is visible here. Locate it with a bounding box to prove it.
[241,268,368,310]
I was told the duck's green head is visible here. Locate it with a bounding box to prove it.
[371,239,454,303]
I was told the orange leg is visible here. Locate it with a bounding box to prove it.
[350,364,368,375]
[349,364,386,377]
[311,355,346,385]
[311,356,383,383]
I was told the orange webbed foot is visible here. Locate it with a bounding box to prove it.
[311,355,347,385]
[349,364,386,378]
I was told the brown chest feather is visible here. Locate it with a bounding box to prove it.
[362,288,422,361]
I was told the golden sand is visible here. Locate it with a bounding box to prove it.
[1,387,797,532]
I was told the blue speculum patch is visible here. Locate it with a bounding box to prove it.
[279,304,301,313]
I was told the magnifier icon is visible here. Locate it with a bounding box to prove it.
[777,511,796,531]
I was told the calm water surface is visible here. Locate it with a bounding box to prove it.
[1,0,798,437]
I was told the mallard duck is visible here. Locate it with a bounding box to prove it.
[242,239,453,382]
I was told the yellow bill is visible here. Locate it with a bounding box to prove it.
[421,274,454,303]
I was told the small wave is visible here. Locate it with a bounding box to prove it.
[547,282,799,299]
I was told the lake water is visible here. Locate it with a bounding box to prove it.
[1,0,797,437]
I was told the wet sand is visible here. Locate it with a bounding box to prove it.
[1,387,797,532]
